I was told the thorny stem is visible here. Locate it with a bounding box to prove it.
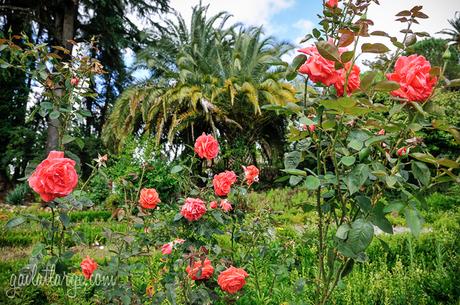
[315,111,325,302]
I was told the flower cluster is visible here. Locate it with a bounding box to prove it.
[298,44,361,96]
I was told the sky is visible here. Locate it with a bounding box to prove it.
[168,0,457,53]
[129,0,458,78]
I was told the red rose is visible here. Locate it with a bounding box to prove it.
[397,147,409,157]
[194,133,219,160]
[217,266,249,294]
[186,258,214,280]
[161,242,173,255]
[139,188,161,209]
[180,197,207,221]
[81,256,98,280]
[386,55,437,102]
[298,45,341,86]
[334,63,361,96]
[242,165,259,186]
[326,0,339,7]
[220,199,233,212]
[28,151,78,202]
[70,77,80,87]
[209,201,218,209]
[213,171,237,197]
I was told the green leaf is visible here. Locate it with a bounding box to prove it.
[59,212,70,227]
[283,169,307,176]
[316,41,341,62]
[348,139,363,151]
[374,80,400,92]
[404,206,423,237]
[40,102,53,110]
[360,71,378,91]
[49,110,60,120]
[173,213,183,222]
[372,202,393,234]
[361,43,391,53]
[383,201,405,213]
[336,223,351,240]
[347,219,374,253]
[341,156,356,167]
[411,161,430,186]
[355,196,371,213]
[340,259,355,278]
[211,211,224,224]
[305,176,320,190]
[284,151,302,169]
[289,175,303,186]
[31,243,45,256]
[5,216,26,229]
[62,135,76,145]
[286,54,307,81]
[385,176,398,188]
[170,165,183,174]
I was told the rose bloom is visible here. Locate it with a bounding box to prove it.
[81,256,98,280]
[242,165,259,186]
[217,266,249,294]
[174,238,185,245]
[209,201,218,209]
[326,0,339,7]
[386,55,437,102]
[397,147,409,157]
[161,242,173,255]
[28,151,78,202]
[186,258,214,280]
[70,77,79,86]
[298,45,341,86]
[334,63,361,96]
[194,133,219,160]
[139,188,161,209]
[213,171,237,197]
[180,197,207,221]
[220,199,233,212]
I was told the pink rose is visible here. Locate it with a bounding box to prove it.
[174,238,185,245]
[70,77,79,87]
[213,171,237,197]
[180,197,207,221]
[220,199,233,212]
[194,133,219,160]
[397,147,409,157]
[386,55,437,102]
[28,151,78,202]
[242,165,259,186]
[217,266,249,294]
[209,201,218,209]
[298,45,341,86]
[139,188,161,209]
[81,256,98,280]
[326,0,339,7]
[186,258,214,280]
[161,242,173,255]
[334,63,361,96]
[377,129,385,136]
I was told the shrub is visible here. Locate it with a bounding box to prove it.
[5,183,30,205]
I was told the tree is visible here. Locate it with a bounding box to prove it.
[0,0,170,151]
[438,11,460,50]
[102,5,296,166]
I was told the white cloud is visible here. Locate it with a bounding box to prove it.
[169,0,295,32]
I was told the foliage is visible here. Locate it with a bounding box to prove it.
[5,183,30,205]
[103,4,296,168]
[438,11,460,49]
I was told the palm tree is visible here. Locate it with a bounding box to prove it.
[102,5,296,165]
[438,11,460,50]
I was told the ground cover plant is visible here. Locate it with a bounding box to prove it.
[1,0,460,304]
